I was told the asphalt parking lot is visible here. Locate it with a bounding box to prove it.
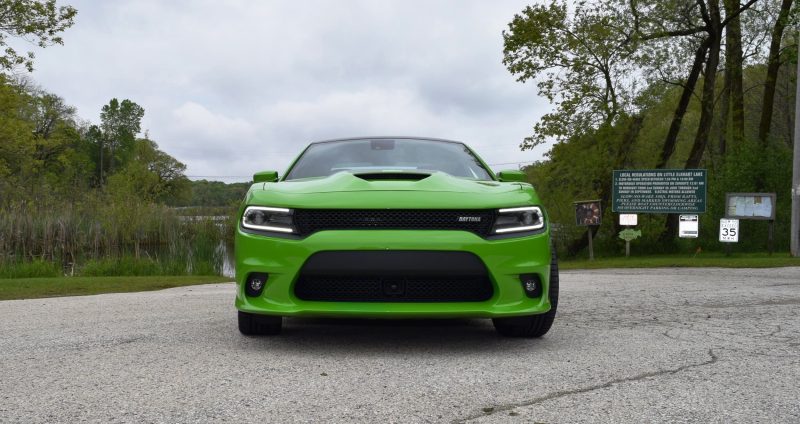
[1,267,799,423]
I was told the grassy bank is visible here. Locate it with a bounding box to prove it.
[560,252,800,270]
[0,275,232,301]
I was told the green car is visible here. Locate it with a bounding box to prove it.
[235,137,558,337]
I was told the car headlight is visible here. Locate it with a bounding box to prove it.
[493,206,545,234]
[241,206,295,234]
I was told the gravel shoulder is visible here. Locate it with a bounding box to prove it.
[1,267,798,423]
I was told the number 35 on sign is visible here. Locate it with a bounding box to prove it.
[719,219,739,242]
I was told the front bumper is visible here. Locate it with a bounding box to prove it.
[235,229,552,318]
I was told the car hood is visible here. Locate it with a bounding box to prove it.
[245,171,542,209]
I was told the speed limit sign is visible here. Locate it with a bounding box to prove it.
[719,219,739,242]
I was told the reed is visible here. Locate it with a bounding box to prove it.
[0,199,234,277]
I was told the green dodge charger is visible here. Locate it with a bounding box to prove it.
[235,137,558,337]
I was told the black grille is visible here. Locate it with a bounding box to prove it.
[293,209,496,237]
[294,251,493,302]
[294,276,493,302]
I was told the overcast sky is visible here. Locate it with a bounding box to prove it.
[24,0,551,182]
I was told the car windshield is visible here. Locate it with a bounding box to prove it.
[284,138,493,181]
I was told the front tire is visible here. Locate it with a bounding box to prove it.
[238,311,283,335]
[493,251,559,338]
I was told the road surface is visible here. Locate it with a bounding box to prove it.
[1,267,798,423]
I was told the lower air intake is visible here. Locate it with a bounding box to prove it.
[294,250,493,302]
[294,276,493,302]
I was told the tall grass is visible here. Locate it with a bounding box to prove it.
[0,260,60,278]
[0,198,234,277]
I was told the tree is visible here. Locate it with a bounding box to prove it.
[503,0,638,149]
[0,76,35,198]
[30,90,75,138]
[624,0,759,241]
[627,0,759,169]
[654,39,711,168]
[757,0,794,148]
[720,0,745,156]
[107,138,190,204]
[83,123,104,183]
[0,0,77,73]
[98,98,144,177]
[504,0,790,252]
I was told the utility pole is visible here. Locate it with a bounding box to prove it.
[792,37,800,257]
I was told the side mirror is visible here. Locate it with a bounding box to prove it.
[253,170,279,183]
[497,170,527,183]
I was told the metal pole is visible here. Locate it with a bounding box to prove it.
[588,227,594,261]
[792,36,800,257]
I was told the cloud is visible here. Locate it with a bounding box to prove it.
[171,102,256,144]
[261,88,445,140]
[24,0,552,180]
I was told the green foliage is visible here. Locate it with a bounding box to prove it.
[0,75,228,276]
[79,254,221,277]
[0,260,59,278]
[503,0,636,148]
[510,0,797,257]
[0,78,35,187]
[0,0,77,73]
[0,200,230,276]
[529,66,796,258]
[107,138,190,204]
[97,98,145,177]
[0,5,241,278]
[174,180,250,207]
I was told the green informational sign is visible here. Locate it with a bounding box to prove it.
[618,229,642,241]
[613,169,707,213]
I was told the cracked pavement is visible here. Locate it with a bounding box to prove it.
[1,267,799,423]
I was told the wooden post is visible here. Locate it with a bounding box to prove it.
[769,220,774,256]
[588,227,595,261]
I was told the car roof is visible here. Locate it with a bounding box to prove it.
[308,136,468,146]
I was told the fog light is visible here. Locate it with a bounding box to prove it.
[520,274,542,298]
[245,273,269,297]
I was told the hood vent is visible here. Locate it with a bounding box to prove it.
[352,172,431,181]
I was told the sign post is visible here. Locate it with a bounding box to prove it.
[575,200,601,261]
[618,214,638,257]
[618,229,641,257]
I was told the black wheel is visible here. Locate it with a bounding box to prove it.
[493,250,559,338]
[238,311,283,335]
